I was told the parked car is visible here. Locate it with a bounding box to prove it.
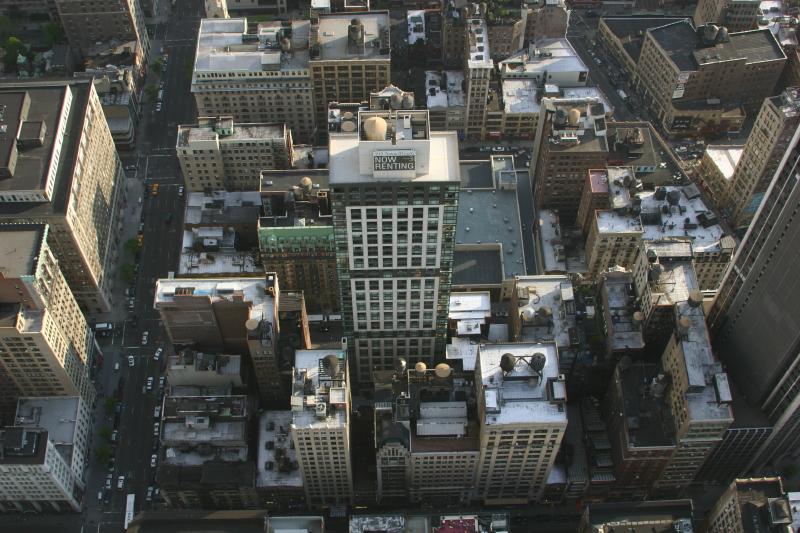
[153,422,160,434]
[159,376,166,389]
[128,355,135,367]
[153,406,160,418]
[154,347,163,360]
[146,377,154,390]
[150,454,158,468]
[117,475,125,491]
[178,186,184,196]
[141,331,149,345]
[146,486,154,502]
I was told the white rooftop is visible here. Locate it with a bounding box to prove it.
[705,145,743,180]
[350,515,405,533]
[539,209,566,273]
[425,71,465,109]
[561,87,614,115]
[449,292,491,319]
[478,342,567,426]
[291,349,348,430]
[466,16,492,69]
[500,38,587,76]
[515,275,576,350]
[407,10,426,45]
[329,117,460,184]
[257,411,302,488]
[446,337,479,372]
[502,79,541,114]
[179,229,261,276]
[184,191,263,225]
[155,277,275,326]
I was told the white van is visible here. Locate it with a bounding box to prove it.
[157,90,164,102]
[114,362,120,371]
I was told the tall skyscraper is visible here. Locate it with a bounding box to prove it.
[708,120,800,469]
[329,109,460,383]
[0,80,126,314]
[463,5,492,140]
[0,225,97,423]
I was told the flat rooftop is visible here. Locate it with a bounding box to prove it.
[127,511,270,533]
[601,272,644,351]
[291,349,348,430]
[185,191,262,226]
[602,16,688,63]
[449,291,491,320]
[425,71,465,109]
[730,478,792,533]
[607,122,687,186]
[446,337,479,372]
[500,38,587,76]
[478,342,567,426]
[705,145,743,180]
[180,230,261,277]
[178,122,285,147]
[456,158,526,280]
[650,21,784,72]
[14,396,81,467]
[502,79,540,114]
[619,364,675,447]
[466,15,492,69]
[515,275,576,350]
[314,12,391,61]
[0,224,44,278]
[194,18,310,77]
[584,500,694,532]
[256,411,302,488]
[329,123,460,185]
[350,515,405,533]
[538,209,566,273]
[453,249,503,286]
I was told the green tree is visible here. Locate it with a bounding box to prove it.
[95,444,111,465]
[99,426,112,441]
[3,37,26,71]
[124,237,141,255]
[151,58,164,74]
[120,263,135,283]
[145,84,158,101]
[41,22,64,48]
[104,397,116,416]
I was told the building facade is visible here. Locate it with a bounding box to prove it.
[177,117,293,192]
[706,477,793,532]
[54,0,149,62]
[329,110,460,384]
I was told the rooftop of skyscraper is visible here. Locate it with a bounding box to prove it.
[477,342,567,426]
[291,349,348,430]
[256,411,301,488]
[313,12,391,61]
[514,275,577,350]
[0,224,45,278]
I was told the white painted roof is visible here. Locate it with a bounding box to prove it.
[705,145,743,180]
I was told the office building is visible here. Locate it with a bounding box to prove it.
[80,66,140,150]
[290,349,353,508]
[599,270,645,355]
[694,0,760,32]
[157,386,257,509]
[0,396,91,512]
[525,0,569,43]
[54,0,149,64]
[373,360,480,505]
[167,350,244,388]
[475,342,568,504]
[464,4,492,139]
[310,12,391,123]
[695,145,743,212]
[425,70,466,133]
[258,171,338,313]
[0,80,125,314]
[0,225,96,423]
[578,500,695,533]
[707,117,800,470]
[532,97,609,225]
[177,117,293,192]
[154,276,284,405]
[256,411,304,509]
[180,191,263,278]
[192,18,316,140]
[329,109,460,383]
[706,478,792,533]
[720,88,800,230]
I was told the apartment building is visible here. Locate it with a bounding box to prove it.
[532,97,609,225]
[475,342,568,504]
[154,276,284,405]
[157,387,258,509]
[0,396,91,512]
[177,117,293,192]
[310,12,391,123]
[373,361,480,505]
[525,0,569,42]
[706,478,792,532]
[720,88,800,230]
[54,0,149,62]
[167,350,244,388]
[634,21,784,135]
[599,271,645,355]
[0,225,96,423]
[258,171,338,313]
[255,410,304,509]
[579,500,695,533]
[290,349,353,508]
[192,18,316,140]
[464,5,492,139]
[707,117,800,470]
[694,0,761,32]
[0,80,125,314]
[329,109,460,383]
[425,70,466,133]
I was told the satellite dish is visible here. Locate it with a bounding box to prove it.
[500,353,516,373]
[322,354,339,377]
[530,352,547,373]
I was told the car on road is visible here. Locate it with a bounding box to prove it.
[128,355,135,367]
[153,421,160,435]
[105,475,112,490]
[159,376,166,389]
[154,406,161,418]
[141,331,149,345]
[146,486,154,502]
[111,430,118,443]
[146,377,154,390]
[150,454,158,467]
[128,298,135,311]
[178,186,184,196]
[125,165,137,171]
[154,347,163,360]
[117,475,125,490]
[491,146,505,153]
[155,102,162,112]
[138,222,144,233]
